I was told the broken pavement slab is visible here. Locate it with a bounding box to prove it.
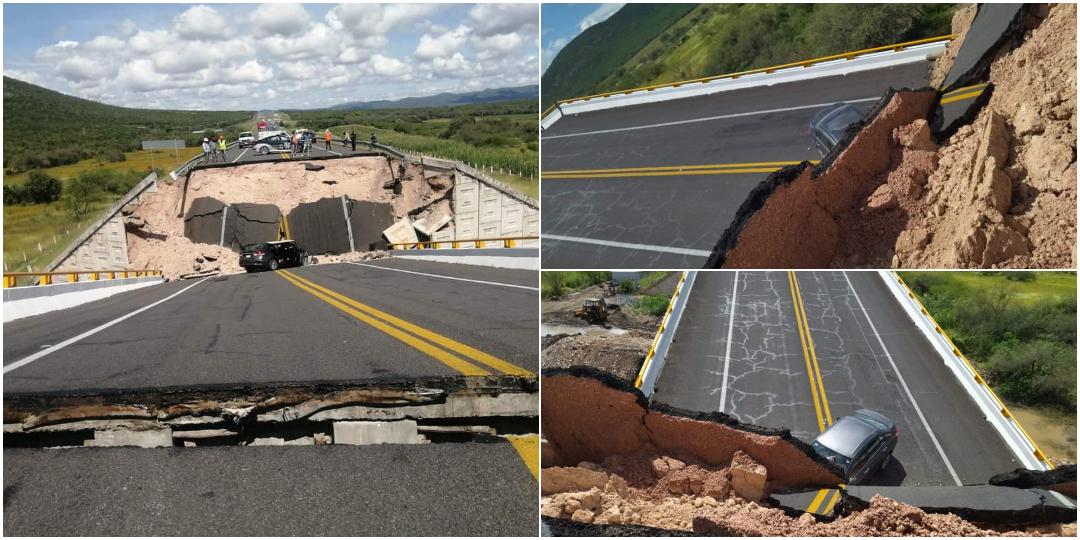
[841,484,1077,525]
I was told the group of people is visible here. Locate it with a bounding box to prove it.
[201,135,228,163]
[200,128,380,164]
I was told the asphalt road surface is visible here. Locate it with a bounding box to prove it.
[4,442,537,536]
[210,139,371,166]
[653,271,1019,489]
[541,61,981,269]
[3,259,537,394]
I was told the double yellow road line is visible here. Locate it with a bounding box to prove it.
[787,271,841,516]
[278,270,534,378]
[940,82,988,105]
[543,160,815,180]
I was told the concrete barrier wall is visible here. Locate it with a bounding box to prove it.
[4,276,162,322]
[50,172,158,271]
[635,271,696,397]
[545,42,948,123]
[878,271,1052,471]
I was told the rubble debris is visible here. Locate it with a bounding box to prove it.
[899,3,1076,268]
[383,217,420,245]
[991,465,1078,498]
[841,485,1078,525]
[303,163,325,171]
[542,368,842,490]
[541,333,652,384]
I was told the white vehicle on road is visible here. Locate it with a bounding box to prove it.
[238,132,255,147]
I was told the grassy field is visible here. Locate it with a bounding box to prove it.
[3,147,199,271]
[899,271,1077,463]
[327,122,537,198]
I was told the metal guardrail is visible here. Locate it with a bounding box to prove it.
[887,271,1053,469]
[388,236,538,250]
[634,271,696,397]
[4,269,162,288]
[542,34,957,121]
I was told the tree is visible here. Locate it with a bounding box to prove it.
[63,175,99,219]
[23,170,63,204]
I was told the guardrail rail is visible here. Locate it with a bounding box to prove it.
[388,236,539,250]
[635,271,697,397]
[4,269,162,288]
[881,271,1053,471]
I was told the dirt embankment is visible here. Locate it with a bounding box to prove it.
[541,369,841,489]
[721,90,937,268]
[899,3,1076,268]
[123,156,452,279]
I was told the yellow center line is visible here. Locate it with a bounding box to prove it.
[791,272,832,427]
[546,161,813,175]
[940,90,984,105]
[505,434,539,480]
[543,160,818,180]
[278,271,491,376]
[281,271,536,377]
[821,489,842,515]
[788,271,827,433]
[943,82,988,96]
[805,488,830,514]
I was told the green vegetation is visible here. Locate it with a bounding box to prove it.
[899,271,1076,413]
[544,4,954,106]
[541,271,612,300]
[4,171,62,205]
[631,294,670,317]
[4,168,148,272]
[638,271,672,291]
[284,100,538,180]
[3,76,251,175]
[543,4,695,107]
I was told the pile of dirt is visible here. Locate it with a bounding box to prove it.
[541,332,652,384]
[315,250,389,265]
[896,3,1076,268]
[929,4,979,88]
[123,156,453,279]
[541,453,1074,536]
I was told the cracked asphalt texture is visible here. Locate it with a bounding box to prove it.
[3,442,538,536]
[653,271,1020,486]
[541,59,975,269]
[3,259,537,394]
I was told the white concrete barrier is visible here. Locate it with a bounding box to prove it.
[4,276,163,322]
[545,41,949,126]
[636,271,697,398]
[878,271,1051,471]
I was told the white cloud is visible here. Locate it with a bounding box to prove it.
[174,5,229,40]
[278,61,318,80]
[467,3,536,37]
[56,56,106,82]
[326,4,441,37]
[260,22,335,60]
[83,35,125,51]
[472,32,523,58]
[116,59,170,91]
[151,46,210,74]
[370,53,411,77]
[35,40,79,61]
[251,4,312,36]
[115,19,139,37]
[128,30,173,54]
[415,25,469,60]
[579,4,623,32]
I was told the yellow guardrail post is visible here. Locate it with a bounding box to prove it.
[4,275,15,288]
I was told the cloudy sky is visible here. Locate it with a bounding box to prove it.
[541,3,622,73]
[3,3,538,110]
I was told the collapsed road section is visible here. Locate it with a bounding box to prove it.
[3,259,539,535]
[540,369,1076,536]
[47,148,538,280]
[708,3,1075,269]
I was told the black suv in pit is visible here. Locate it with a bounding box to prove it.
[239,240,307,272]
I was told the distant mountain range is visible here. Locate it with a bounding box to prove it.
[329,85,537,110]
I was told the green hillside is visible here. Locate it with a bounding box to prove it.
[542,4,695,107]
[545,4,954,107]
[2,77,252,174]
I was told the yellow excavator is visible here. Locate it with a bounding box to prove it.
[574,298,610,324]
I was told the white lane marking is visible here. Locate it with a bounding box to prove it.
[3,277,212,374]
[231,148,249,163]
[345,262,538,291]
[542,97,880,140]
[544,234,712,257]
[719,271,739,413]
[843,272,963,486]
[319,145,342,156]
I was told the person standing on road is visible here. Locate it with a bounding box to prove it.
[217,135,227,161]
[202,138,212,163]
[369,130,377,148]
[291,132,299,154]
[324,129,332,151]
[303,131,313,156]
[350,130,357,151]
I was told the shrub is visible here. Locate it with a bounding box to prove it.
[633,294,671,317]
[23,171,63,204]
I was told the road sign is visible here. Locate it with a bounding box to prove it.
[141,140,185,150]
